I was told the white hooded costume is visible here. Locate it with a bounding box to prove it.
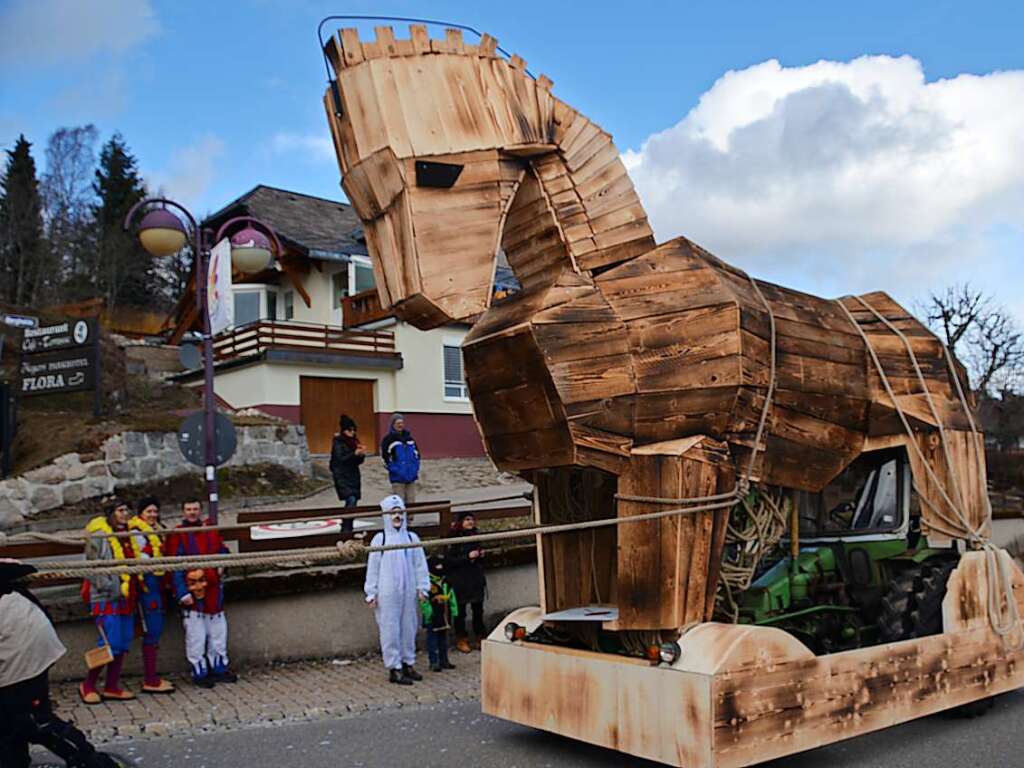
[364,495,430,670]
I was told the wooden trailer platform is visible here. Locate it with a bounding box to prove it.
[483,551,1024,767]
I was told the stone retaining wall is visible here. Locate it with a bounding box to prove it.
[0,424,311,527]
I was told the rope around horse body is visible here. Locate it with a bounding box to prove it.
[835,296,1023,649]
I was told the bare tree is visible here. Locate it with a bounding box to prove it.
[923,283,1024,395]
[41,125,99,301]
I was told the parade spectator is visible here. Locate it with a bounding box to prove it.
[128,496,175,694]
[446,511,487,653]
[167,499,238,688]
[1,559,121,767]
[380,413,420,504]
[420,555,458,673]
[79,498,137,703]
[364,495,429,685]
[330,414,366,532]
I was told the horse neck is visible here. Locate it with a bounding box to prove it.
[499,108,655,292]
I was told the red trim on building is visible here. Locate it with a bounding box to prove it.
[376,411,485,458]
[250,404,301,423]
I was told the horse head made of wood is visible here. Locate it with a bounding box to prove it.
[321,24,653,329]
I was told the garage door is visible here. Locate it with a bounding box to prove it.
[299,377,376,454]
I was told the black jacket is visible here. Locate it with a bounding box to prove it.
[329,435,364,500]
[445,529,487,604]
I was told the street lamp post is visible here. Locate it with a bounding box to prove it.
[124,199,282,524]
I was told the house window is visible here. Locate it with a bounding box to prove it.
[443,343,469,401]
[266,290,278,320]
[233,291,260,327]
[332,268,349,308]
[284,291,294,320]
[353,258,375,293]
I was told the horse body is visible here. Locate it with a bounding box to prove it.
[324,26,987,626]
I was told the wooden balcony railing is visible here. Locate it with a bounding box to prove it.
[340,289,392,328]
[212,320,398,363]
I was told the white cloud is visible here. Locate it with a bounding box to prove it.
[0,0,158,67]
[624,55,1024,306]
[270,132,336,163]
[148,135,225,209]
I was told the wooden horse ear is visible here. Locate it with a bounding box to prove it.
[501,143,558,158]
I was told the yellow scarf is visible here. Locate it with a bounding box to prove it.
[86,516,137,598]
[128,516,164,578]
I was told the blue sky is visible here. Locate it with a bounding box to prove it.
[1,0,1022,321]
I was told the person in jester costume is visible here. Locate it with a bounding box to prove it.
[420,554,458,673]
[127,496,174,694]
[167,499,238,688]
[79,498,138,703]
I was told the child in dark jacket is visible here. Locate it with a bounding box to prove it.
[420,555,458,673]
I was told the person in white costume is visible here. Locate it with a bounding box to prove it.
[364,495,430,685]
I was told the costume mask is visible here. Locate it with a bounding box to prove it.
[186,569,208,600]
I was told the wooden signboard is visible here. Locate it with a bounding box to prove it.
[19,317,101,415]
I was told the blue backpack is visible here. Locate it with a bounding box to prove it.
[388,438,420,484]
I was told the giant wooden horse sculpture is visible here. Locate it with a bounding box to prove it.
[322,25,1024,767]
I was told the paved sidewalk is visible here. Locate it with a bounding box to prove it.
[52,650,482,744]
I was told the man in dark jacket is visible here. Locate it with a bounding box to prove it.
[380,413,420,504]
[1,559,122,767]
[445,512,487,653]
[330,414,366,532]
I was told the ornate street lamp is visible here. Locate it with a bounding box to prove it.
[124,199,282,523]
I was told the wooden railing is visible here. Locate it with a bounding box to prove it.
[340,289,392,328]
[212,320,397,363]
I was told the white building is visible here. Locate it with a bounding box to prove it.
[171,186,483,457]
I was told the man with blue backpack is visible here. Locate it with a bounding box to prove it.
[381,413,420,504]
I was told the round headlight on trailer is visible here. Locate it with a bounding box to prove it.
[659,641,682,664]
[504,622,526,641]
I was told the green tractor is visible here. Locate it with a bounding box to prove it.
[736,448,960,654]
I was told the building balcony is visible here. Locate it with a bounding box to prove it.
[211,320,402,370]
[341,289,393,328]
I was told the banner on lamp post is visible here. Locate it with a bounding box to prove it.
[207,237,233,335]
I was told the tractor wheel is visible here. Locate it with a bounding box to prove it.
[878,558,958,642]
[877,558,995,717]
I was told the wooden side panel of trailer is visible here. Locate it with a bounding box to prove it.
[482,554,1024,768]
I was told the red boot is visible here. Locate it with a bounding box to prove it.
[141,644,175,694]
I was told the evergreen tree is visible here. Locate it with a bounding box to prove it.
[93,133,154,309]
[0,134,47,306]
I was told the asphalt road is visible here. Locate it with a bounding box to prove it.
[48,688,1023,768]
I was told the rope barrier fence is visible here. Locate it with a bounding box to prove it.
[24,493,742,581]
[0,492,535,547]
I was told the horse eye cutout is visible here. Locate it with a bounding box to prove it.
[415,161,463,188]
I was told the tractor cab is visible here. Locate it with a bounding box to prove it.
[796,447,912,543]
[737,448,952,653]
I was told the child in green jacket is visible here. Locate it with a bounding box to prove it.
[420,556,458,672]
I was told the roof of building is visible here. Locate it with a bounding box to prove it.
[203,185,367,259]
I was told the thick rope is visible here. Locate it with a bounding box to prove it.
[27,495,740,580]
[835,296,1023,649]
[745,276,778,489]
[2,492,534,546]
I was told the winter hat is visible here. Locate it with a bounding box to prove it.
[428,554,445,573]
[0,558,36,591]
[380,494,406,512]
[389,413,406,429]
[339,414,357,432]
